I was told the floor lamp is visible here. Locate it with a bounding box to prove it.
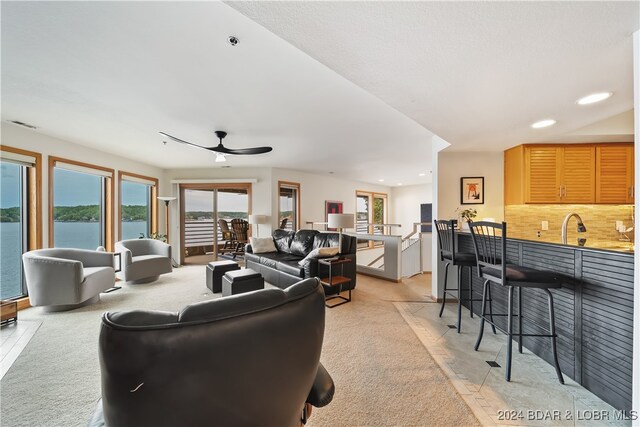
[157,196,178,267]
[327,213,355,252]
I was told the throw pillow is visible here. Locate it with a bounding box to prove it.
[298,247,339,266]
[250,237,277,254]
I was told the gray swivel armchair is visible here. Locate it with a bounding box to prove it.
[116,239,173,283]
[115,239,172,284]
[22,248,115,312]
[89,277,334,427]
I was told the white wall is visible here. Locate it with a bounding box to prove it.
[271,168,391,231]
[1,123,165,248]
[390,183,433,272]
[390,183,432,235]
[437,150,504,221]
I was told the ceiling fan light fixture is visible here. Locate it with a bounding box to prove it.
[576,92,612,105]
[215,153,227,163]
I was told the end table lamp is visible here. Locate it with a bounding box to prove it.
[327,213,354,252]
[248,214,267,237]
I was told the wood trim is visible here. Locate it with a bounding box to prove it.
[178,183,253,265]
[278,180,301,230]
[16,297,31,311]
[0,145,43,250]
[48,156,115,250]
[117,171,160,240]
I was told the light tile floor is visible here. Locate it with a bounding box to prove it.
[395,301,631,427]
[0,320,41,381]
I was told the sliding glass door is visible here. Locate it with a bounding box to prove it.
[180,184,251,264]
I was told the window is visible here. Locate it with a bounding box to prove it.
[278,181,300,231]
[356,191,388,248]
[49,157,114,250]
[119,172,158,240]
[0,146,42,300]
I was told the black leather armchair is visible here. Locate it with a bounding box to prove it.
[89,278,334,427]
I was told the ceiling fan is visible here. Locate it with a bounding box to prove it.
[160,130,272,162]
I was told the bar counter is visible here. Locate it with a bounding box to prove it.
[453,231,634,411]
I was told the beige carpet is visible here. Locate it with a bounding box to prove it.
[0,267,478,427]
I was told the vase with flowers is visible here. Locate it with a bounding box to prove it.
[455,207,477,230]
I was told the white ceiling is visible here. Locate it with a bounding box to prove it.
[1,1,433,186]
[2,2,638,189]
[228,1,639,151]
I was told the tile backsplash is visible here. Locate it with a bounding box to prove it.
[504,204,634,246]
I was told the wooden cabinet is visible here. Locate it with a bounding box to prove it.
[524,145,562,203]
[561,146,596,203]
[596,144,634,203]
[505,143,631,205]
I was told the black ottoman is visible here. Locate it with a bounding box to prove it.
[206,260,240,293]
[222,269,264,297]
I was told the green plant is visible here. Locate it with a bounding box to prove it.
[139,232,167,243]
[456,208,477,222]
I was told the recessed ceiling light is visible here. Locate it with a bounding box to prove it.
[531,119,556,129]
[418,173,426,177]
[397,183,403,186]
[378,179,384,182]
[577,92,612,105]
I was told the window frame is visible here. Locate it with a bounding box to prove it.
[48,156,115,251]
[278,181,301,231]
[355,190,388,249]
[117,171,159,241]
[0,145,43,307]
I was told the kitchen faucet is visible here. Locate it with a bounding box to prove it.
[561,213,587,245]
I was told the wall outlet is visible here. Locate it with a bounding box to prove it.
[541,221,549,231]
[616,220,624,232]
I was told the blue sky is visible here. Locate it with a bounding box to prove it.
[185,189,248,212]
[1,163,20,208]
[53,169,101,206]
[1,164,150,208]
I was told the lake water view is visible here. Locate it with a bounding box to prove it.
[0,221,148,299]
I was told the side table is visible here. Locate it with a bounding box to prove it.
[319,257,352,308]
[1,300,18,326]
[104,252,122,293]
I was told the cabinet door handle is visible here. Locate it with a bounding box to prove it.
[559,186,563,198]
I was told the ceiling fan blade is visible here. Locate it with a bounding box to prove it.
[221,146,273,155]
[162,131,273,156]
[159,132,215,150]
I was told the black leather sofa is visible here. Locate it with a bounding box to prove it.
[246,229,357,294]
[90,278,334,427]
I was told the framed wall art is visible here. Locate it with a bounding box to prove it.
[325,200,343,231]
[460,177,484,205]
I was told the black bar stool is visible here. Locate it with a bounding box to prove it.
[434,219,487,333]
[468,221,564,384]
